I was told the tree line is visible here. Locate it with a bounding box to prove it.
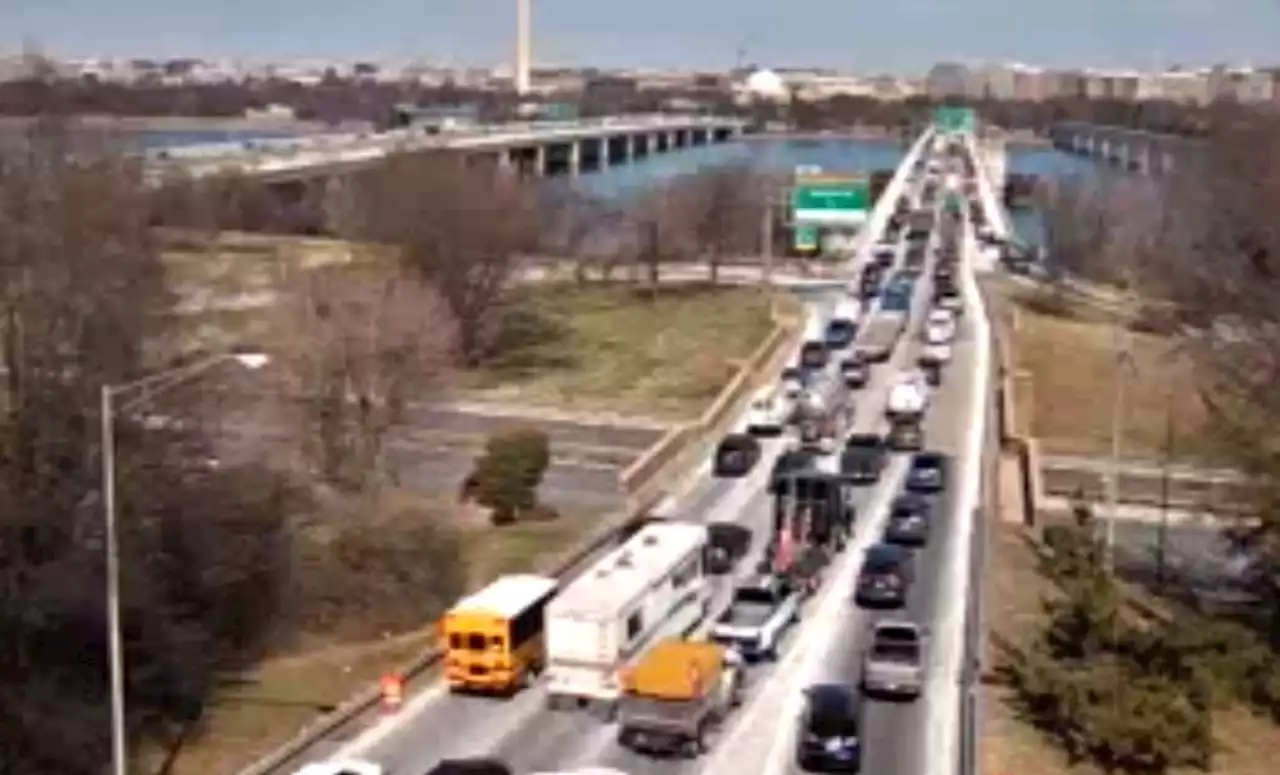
[0,74,1238,138]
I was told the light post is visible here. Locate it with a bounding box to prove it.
[1104,311,1135,576]
[102,350,269,775]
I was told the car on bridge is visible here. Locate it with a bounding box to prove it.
[855,543,915,609]
[905,452,950,494]
[861,620,929,701]
[884,493,933,547]
[795,684,863,772]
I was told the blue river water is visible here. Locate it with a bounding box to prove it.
[149,129,1099,248]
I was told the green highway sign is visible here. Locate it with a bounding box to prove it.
[790,176,870,229]
[934,106,976,134]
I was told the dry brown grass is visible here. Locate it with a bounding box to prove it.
[461,283,776,420]
[985,278,1208,460]
[981,517,1280,775]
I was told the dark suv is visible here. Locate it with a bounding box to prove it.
[855,543,915,608]
[905,452,950,494]
[884,493,933,546]
[795,684,862,771]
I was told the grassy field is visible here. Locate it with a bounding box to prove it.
[461,283,777,420]
[982,519,1279,775]
[985,279,1208,460]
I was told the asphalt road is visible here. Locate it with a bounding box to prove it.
[383,441,627,511]
[404,404,665,451]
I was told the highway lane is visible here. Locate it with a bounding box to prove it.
[795,303,978,775]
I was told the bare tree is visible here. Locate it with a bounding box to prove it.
[265,262,456,491]
[677,162,766,283]
[345,151,540,364]
[538,183,624,284]
[623,181,698,293]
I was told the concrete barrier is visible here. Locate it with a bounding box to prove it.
[231,298,801,775]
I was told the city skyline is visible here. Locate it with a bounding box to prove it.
[4,0,1280,74]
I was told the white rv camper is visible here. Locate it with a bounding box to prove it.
[544,521,712,717]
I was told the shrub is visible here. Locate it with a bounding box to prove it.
[470,428,552,525]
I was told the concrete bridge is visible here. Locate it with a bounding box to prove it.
[147,113,747,187]
[1047,122,1204,175]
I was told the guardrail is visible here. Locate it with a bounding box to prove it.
[230,295,799,775]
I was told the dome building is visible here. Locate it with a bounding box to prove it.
[743,68,789,101]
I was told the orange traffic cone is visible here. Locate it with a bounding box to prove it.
[380,673,404,713]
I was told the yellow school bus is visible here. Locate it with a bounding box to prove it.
[440,573,559,694]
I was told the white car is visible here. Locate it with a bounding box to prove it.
[744,394,788,436]
[781,372,805,400]
[886,371,931,418]
[919,342,953,365]
[295,761,384,775]
[924,316,956,345]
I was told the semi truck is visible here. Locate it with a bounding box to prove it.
[617,639,743,757]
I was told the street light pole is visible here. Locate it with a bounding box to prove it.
[1105,318,1130,576]
[100,351,269,775]
[102,384,127,775]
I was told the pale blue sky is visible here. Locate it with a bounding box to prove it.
[3,0,1278,73]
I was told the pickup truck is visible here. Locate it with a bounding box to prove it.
[618,639,743,757]
[710,580,801,661]
[861,620,929,700]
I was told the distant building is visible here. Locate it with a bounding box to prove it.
[925,63,971,100]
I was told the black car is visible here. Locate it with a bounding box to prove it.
[426,760,513,775]
[855,543,915,608]
[706,522,753,574]
[884,493,933,546]
[714,433,762,478]
[839,355,869,389]
[796,684,862,772]
[887,419,924,451]
[934,263,956,284]
[905,452,950,493]
[840,434,887,484]
[825,318,858,350]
